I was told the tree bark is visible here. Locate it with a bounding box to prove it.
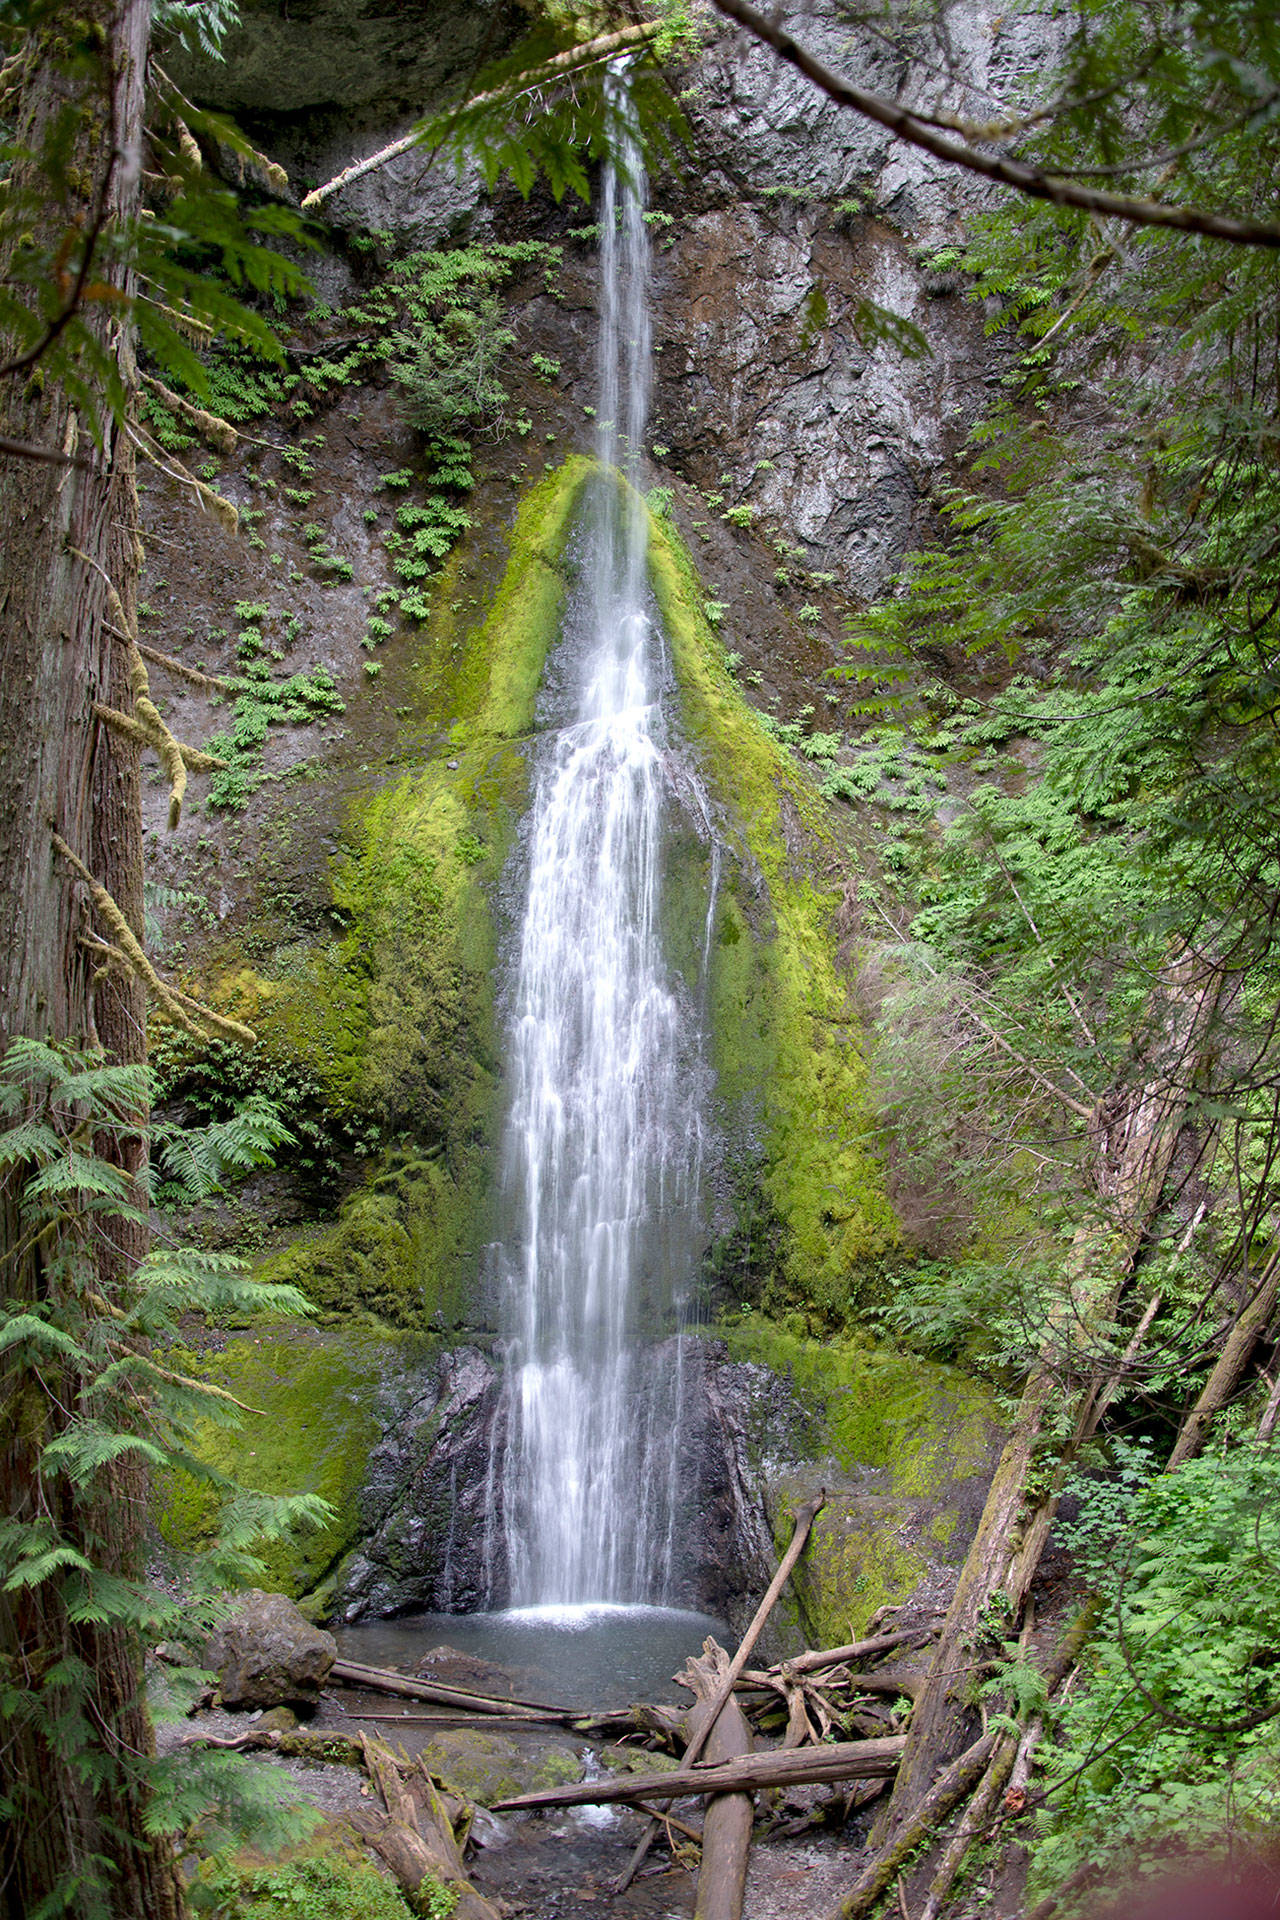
[0,7,178,1918]
[490,1736,906,1810]
[1168,1248,1280,1467]
[681,1644,756,1920]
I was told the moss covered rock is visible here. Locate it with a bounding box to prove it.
[206,459,596,1328]
[647,508,900,1326]
[417,1727,582,1806]
[158,1323,409,1599]
[718,1313,1002,1646]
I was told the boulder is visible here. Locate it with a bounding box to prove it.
[206,1590,337,1709]
[416,1728,582,1807]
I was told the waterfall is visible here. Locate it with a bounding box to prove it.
[492,83,707,1609]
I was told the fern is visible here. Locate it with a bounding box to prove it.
[0,1041,331,1902]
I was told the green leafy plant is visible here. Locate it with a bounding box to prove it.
[0,1040,331,1906]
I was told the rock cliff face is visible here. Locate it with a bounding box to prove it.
[331,1340,805,1627]
[148,0,1047,1635]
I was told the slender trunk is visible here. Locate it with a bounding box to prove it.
[1168,1248,1280,1467]
[0,6,178,1916]
[870,956,1220,1846]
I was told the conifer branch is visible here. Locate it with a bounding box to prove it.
[125,423,238,535]
[139,373,236,455]
[71,546,223,827]
[301,21,659,209]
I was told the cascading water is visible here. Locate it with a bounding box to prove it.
[491,82,709,1609]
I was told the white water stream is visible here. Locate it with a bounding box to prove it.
[491,89,710,1608]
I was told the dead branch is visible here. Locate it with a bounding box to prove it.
[1169,1246,1280,1466]
[709,0,1280,247]
[329,1656,567,1721]
[301,23,659,210]
[824,1731,998,1920]
[680,1642,756,1920]
[614,1492,825,1892]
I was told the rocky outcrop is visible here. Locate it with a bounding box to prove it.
[335,1346,504,1620]
[207,1590,337,1708]
[330,1337,810,1625]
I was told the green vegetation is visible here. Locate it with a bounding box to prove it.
[0,1043,329,1902]
[196,1849,435,1920]
[647,504,898,1325]
[158,1324,397,1598]
[206,665,344,812]
[1032,1445,1280,1896]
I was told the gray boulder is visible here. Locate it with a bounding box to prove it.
[206,1590,337,1709]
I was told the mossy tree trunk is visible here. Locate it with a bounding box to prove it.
[0,6,179,1916]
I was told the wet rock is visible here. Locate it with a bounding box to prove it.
[598,1743,679,1777]
[206,1591,337,1709]
[417,1728,582,1806]
[415,1643,517,1697]
[333,1346,506,1620]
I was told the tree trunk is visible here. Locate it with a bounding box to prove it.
[1168,1248,1280,1467]
[0,6,177,1917]
[872,955,1220,1845]
[681,1644,756,1920]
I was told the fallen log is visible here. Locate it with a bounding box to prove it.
[610,1492,826,1895]
[329,1657,567,1720]
[492,1735,906,1811]
[873,954,1221,1846]
[779,1627,938,1677]
[681,1643,756,1920]
[359,1732,502,1920]
[828,1730,998,1920]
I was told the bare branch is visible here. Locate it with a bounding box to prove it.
[709,0,1280,248]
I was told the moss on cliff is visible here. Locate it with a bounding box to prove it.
[721,1311,999,1641]
[158,1324,402,1599]
[201,460,596,1325]
[647,512,899,1324]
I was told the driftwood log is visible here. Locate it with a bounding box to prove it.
[330,1658,565,1719]
[492,1735,906,1811]
[611,1492,826,1897]
[680,1642,756,1920]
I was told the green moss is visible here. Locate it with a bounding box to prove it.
[719,1312,999,1642]
[414,453,594,745]
[721,1311,994,1489]
[158,1324,400,1598]
[647,512,899,1324]
[415,1729,581,1806]
[205,461,598,1326]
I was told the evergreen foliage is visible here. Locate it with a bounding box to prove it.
[0,1040,332,1912]
[1033,1445,1280,1892]
[827,0,1280,1891]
